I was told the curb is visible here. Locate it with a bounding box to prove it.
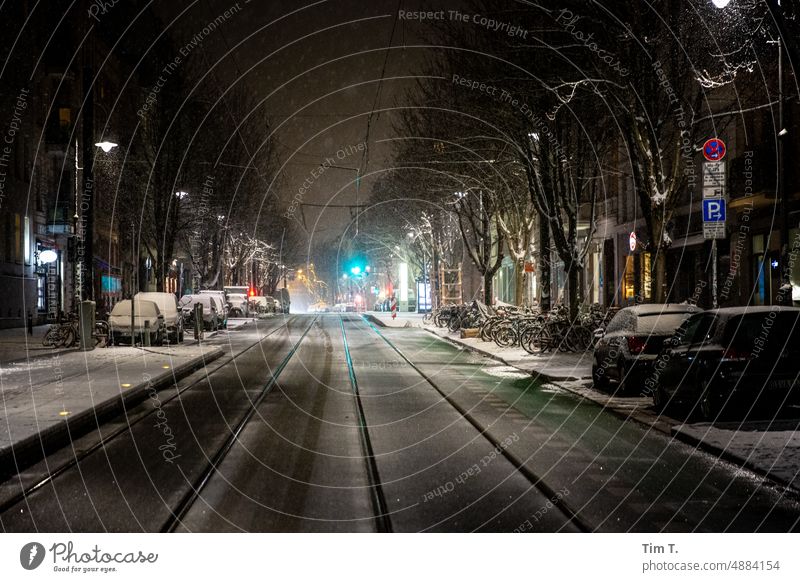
[0,346,224,479]
[669,425,800,495]
[362,313,386,328]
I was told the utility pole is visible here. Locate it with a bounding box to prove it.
[765,2,794,300]
[81,63,95,301]
[778,38,789,299]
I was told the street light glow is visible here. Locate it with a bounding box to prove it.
[39,250,58,264]
[711,0,731,7]
[175,191,189,199]
[94,141,118,153]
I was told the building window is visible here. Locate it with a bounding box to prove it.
[14,214,21,263]
[640,252,652,300]
[623,255,635,301]
[752,234,766,306]
[59,108,71,128]
[37,274,46,311]
[24,215,30,264]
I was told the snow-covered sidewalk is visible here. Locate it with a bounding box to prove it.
[0,341,223,469]
[673,421,800,492]
[422,322,593,381]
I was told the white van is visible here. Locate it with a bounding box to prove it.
[134,292,184,343]
[198,290,228,328]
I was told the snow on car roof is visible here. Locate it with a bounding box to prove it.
[706,306,800,316]
[624,303,703,315]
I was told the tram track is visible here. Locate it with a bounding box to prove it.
[0,316,301,529]
[162,315,318,532]
[358,315,590,532]
[338,316,393,533]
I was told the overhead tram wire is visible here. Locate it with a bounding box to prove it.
[357,0,402,235]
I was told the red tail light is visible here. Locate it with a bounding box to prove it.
[626,336,647,355]
[724,346,752,361]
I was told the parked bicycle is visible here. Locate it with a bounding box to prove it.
[42,313,110,348]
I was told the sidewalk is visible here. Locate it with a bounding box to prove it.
[0,324,73,364]
[364,311,427,328]
[0,338,223,473]
[366,312,800,493]
[672,421,800,492]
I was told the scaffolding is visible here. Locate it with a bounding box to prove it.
[438,264,463,305]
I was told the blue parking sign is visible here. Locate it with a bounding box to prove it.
[702,199,726,222]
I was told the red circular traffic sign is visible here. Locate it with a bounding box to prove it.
[703,138,726,161]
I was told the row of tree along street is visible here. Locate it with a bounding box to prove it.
[356,0,800,316]
[0,2,300,327]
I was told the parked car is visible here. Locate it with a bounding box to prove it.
[307,302,329,313]
[134,292,184,343]
[248,296,274,316]
[592,303,703,392]
[652,307,800,419]
[267,295,281,313]
[179,294,224,331]
[198,290,228,328]
[108,299,166,345]
[227,292,249,317]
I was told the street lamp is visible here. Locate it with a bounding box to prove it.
[711,0,731,7]
[94,141,118,153]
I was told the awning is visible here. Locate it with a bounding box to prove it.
[670,233,706,249]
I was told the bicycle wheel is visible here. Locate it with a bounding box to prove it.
[494,324,517,348]
[520,326,542,354]
[61,326,76,348]
[42,326,59,347]
[448,315,462,332]
[571,326,593,352]
[479,319,495,342]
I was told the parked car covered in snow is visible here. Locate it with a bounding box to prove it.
[652,307,800,420]
[248,296,274,316]
[134,292,184,343]
[179,293,225,330]
[227,292,249,317]
[108,299,166,345]
[592,303,703,392]
[198,290,228,328]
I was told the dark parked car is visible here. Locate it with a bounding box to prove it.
[592,304,703,392]
[652,307,800,420]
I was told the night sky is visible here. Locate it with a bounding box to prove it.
[162,0,439,244]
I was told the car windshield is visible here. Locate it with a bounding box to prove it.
[636,313,694,334]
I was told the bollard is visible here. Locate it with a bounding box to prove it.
[193,303,203,341]
[143,320,151,347]
[27,311,33,336]
[79,301,96,351]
